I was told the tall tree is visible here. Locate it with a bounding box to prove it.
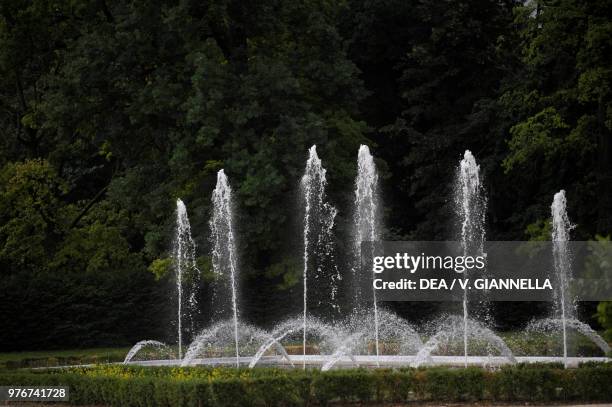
[501,0,612,237]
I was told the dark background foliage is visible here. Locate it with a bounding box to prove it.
[1,0,611,350]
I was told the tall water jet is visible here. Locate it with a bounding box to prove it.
[353,145,381,364]
[301,145,339,368]
[551,190,575,366]
[455,150,487,367]
[210,169,240,367]
[174,199,200,359]
[522,192,606,362]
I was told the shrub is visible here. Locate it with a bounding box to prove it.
[0,364,611,406]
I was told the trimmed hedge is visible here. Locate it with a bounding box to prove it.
[0,364,611,406]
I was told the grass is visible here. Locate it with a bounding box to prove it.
[0,347,130,369]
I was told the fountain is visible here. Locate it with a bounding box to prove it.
[321,309,423,370]
[412,315,516,368]
[352,145,381,364]
[210,169,241,367]
[182,320,270,366]
[538,190,610,364]
[248,316,339,368]
[517,191,609,363]
[300,145,339,367]
[455,150,488,366]
[174,199,200,359]
[525,318,610,356]
[399,150,516,368]
[247,309,424,370]
[247,329,295,368]
[123,340,172,364]
[551,190,573,366]
[122,146,610,371]
[124,200,200,363]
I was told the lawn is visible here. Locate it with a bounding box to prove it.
[0,347,130,369]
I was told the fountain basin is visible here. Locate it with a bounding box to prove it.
[125,355,610,369]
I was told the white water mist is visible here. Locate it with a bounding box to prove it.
[353,145,381,364]
[174,199,199,359]
[551,190,574,366]
[210,169,240,367]
[455,150,487,367]
[301,145,339,368]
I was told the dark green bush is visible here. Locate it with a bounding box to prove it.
[311,369,375,404]
[248,375,310,406]
[0,364,611,406]
[413,367,486,401]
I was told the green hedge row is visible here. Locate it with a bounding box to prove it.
[1,365,611,406]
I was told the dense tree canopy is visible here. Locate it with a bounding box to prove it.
[1,0,611,350]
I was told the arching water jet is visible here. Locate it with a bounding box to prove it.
[124,340,172,364]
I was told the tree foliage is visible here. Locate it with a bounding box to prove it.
[1,0,610,349]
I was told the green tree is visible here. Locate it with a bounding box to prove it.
[0,159,68,271]
[348,0,517,240]
[501,0,612,237]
